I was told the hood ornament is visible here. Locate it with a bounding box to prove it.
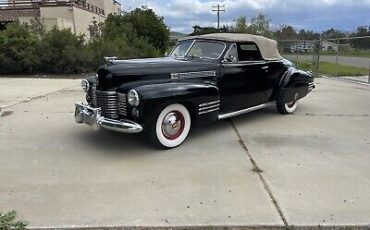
[104,56,118,63]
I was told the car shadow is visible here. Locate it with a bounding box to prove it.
[73,128,154,154]
[71,107,278,155]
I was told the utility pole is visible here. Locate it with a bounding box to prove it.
[212,4,225,30]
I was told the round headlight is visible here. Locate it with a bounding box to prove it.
[81,79,90,93]
[128,89,140,106]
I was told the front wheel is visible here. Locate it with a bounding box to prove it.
[277,100,298,114]
[149,104,191,149]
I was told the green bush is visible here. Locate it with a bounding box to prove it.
[0,23,39,74]
[0,211,27,230]
[37,28,89,74]
[0,7,170,75]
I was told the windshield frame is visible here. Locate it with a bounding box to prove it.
[170,39,228,61]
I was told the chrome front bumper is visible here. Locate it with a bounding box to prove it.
[74,102,143,133]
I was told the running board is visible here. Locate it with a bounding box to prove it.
[218,102,275,120]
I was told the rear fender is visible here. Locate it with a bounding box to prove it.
[277,67,313,103]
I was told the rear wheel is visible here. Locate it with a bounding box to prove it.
[277,100,298,114]
[149,104,191,149]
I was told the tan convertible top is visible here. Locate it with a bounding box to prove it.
[181,33,283,61]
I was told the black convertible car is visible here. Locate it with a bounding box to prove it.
[75,33,314,148]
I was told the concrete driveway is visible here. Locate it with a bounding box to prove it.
[1,77,370,228]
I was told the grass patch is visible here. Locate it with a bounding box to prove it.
[292,60,369,76]
[320,50,370,58]
[283,50,370,58]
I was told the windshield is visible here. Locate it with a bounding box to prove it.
[170,40,226,59]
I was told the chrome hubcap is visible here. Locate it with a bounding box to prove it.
[161,111,185,140]
[287,101,296,108]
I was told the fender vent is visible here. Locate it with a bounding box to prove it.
[171,70,216,80]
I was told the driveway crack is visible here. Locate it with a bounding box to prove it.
[230,119,289,227]
[1,86,76,110]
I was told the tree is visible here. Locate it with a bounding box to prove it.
[321,28,347,39]
[101,7,170,55]
[350,26,370,49]
[297,29,320,40]
[248,14,272,37]
[275,25,297,40]
[230,14,272,37]
[124,7,170,54]
[190,25,220,35]
[234,16,248,33]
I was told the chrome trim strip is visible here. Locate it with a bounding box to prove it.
[199,107,219,115]
[218,102,275,120]
[96,90,116,96]
[171,70,216,80]
[199,100,220,107]
[199,103,220,111]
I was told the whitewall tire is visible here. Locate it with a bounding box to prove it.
[277,100,298,114]
[150,104,191,148]
[284,101,298,113]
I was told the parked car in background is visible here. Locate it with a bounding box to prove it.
[75,33,315,148]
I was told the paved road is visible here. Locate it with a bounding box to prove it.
[1,77,370,228]
[284,54,370,68]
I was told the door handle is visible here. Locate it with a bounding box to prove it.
[261,66,269,70]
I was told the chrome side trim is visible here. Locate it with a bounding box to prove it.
[199,100,220,107]
[171,70,216,80]
[199,107,219,115]
[218,102,275,120]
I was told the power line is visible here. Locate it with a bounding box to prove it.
[212,4,225,30]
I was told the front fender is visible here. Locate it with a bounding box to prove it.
[134,82,220,127]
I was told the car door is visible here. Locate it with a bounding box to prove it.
[218,43,271,114]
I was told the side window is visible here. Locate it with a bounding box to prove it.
[223,44,238,63]
[237,43,263,62]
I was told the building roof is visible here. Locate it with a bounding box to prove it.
[181,33,283,61]
[0,8,40,22]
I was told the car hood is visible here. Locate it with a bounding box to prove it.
[96,57,218,90]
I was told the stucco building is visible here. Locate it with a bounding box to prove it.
[0,0,121,39]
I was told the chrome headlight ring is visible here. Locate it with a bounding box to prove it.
[128,89,140,107]
[81,79,90,93]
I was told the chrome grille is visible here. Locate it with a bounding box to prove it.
[117,93,128,116]
[96,90,118,119]
[90,87,97,106]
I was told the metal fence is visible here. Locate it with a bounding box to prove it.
[278,36,370,84]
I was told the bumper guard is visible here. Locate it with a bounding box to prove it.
[75,102,143,133]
